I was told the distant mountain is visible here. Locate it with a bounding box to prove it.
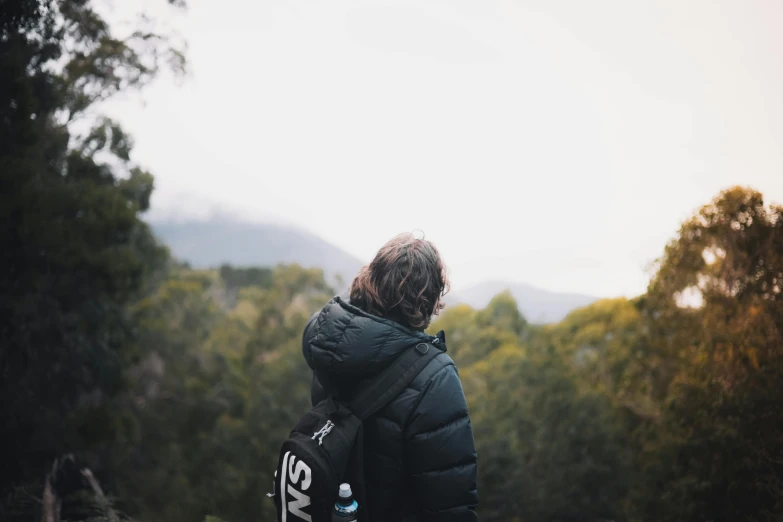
[444,280,600,324]
[150,218,364,289]
[150,219,598,322]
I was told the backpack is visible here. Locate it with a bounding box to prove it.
[269,338,443,522]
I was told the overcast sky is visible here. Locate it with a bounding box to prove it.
[104,0,783,298]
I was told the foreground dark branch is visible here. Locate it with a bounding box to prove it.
[40,455,120,522]
[41,465,60,522]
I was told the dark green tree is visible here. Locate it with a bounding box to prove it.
[0,0,185,514]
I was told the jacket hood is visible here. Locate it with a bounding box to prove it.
[302,296,442,382]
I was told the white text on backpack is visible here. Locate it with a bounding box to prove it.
[281,451,312,522]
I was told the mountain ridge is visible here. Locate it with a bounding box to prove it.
[150,217,364,289]
[150,217,599,322]
[445,279,600,324]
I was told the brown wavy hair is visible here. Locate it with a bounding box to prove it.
[350,232,450,330]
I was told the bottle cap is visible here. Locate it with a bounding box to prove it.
[339,483,352,499]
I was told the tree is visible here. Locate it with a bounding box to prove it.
[106,264,333,522]
[631,186,783,522]
[0,0,186,513]
[429,291,527,367]
[461,342,629,522]
[537,297,664,423]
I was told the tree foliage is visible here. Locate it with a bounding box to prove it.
[0,0,184,517]
[428,185,783,522]
[628,186,783,522]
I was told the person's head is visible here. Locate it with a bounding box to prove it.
[350,232,450,331]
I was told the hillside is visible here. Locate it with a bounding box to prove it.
[150,218,364,289]
[445,280,600,324]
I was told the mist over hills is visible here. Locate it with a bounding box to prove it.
[151,217,599,323]
[445,280,600,324]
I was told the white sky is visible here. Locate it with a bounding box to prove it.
[104,0,783,298]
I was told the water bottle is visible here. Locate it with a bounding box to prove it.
[331,483,358,521]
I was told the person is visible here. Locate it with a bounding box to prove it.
[302,232,479,522]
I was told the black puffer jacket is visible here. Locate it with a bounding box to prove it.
[302,296,478,522]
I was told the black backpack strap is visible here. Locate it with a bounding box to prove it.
[349,342,442,421]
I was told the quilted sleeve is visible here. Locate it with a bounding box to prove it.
[404,362,479,521]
